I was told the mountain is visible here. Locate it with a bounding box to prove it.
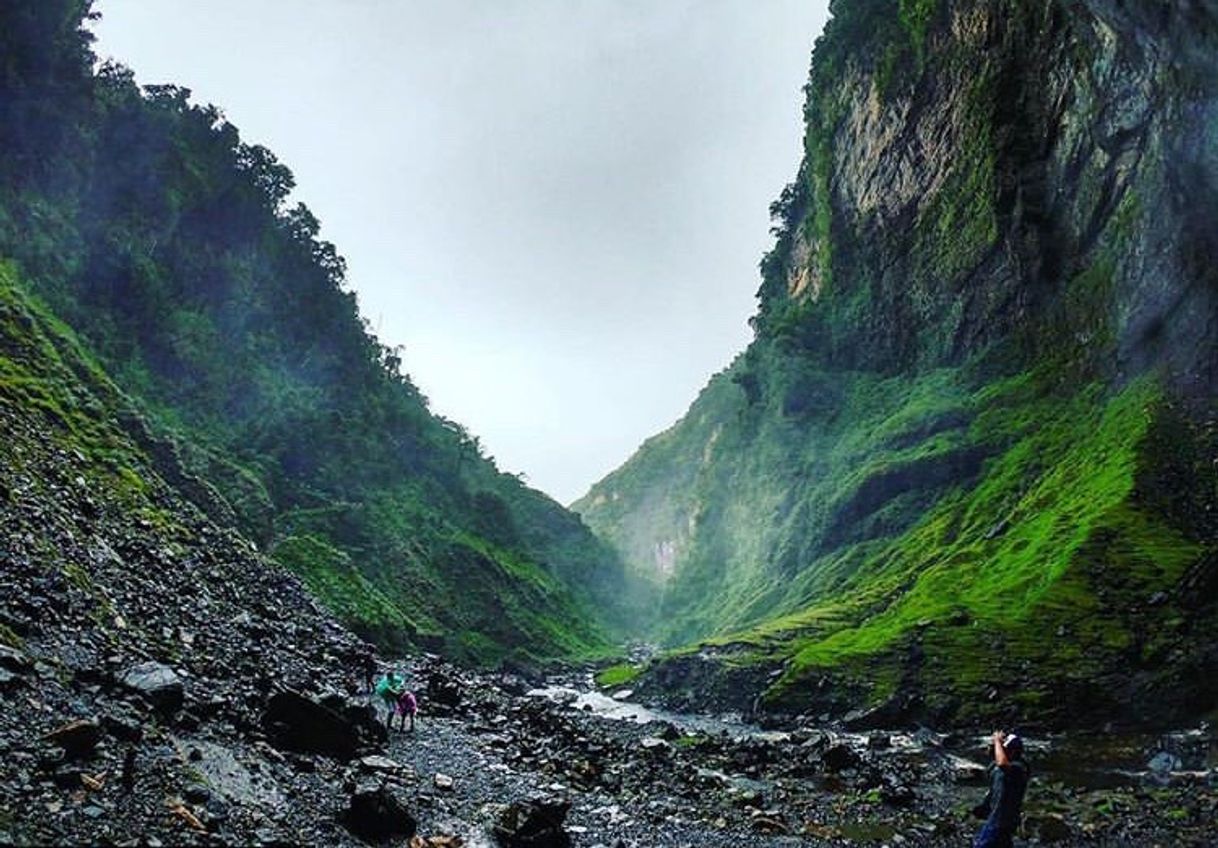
[0,1,650,666]
[575,0,1218,727]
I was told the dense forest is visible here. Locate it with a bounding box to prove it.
[0,0,651,664]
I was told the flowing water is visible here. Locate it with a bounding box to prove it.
[527,678,1218,790]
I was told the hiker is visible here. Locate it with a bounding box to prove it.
[972,730,1030,848]
[374,670,405,727]
[393,688,418,732]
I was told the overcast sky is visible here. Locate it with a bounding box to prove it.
[92,1,829,504]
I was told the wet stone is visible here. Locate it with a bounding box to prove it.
[119,661,183,714]
[359,754,403,773]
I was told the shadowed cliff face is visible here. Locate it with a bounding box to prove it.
[577,0,1218,728]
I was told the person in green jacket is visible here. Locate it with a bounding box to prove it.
[374,671,405,727]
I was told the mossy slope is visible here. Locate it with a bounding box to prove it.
[579,0,1218,726]
[0,2,649,665]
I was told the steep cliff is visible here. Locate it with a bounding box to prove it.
[577,0,1218,726]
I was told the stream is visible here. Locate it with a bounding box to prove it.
[526,676,1218,790]
[382,660,1218,846]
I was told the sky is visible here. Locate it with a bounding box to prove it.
[92,1,830,505]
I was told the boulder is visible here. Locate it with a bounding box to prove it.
[426,669,463,709]
[822,743,859,772]
[0,644,32,674]
[262,689,385,760]
[1028,813,1072,843]
[344,780,417,842]
[639,737,671,755]
[841,691,921,730]
[493,796,571,848]
[42,719,102,758]
[119,661,184,713]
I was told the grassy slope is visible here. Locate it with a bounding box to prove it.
[607,343,1215,723]
[0,258,614,666]
[0,3,640,666]
[581,0,1218,724]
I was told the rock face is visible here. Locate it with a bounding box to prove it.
[577,0,1218,728]
[0,5,650,670]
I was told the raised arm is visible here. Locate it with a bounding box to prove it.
[992,730,1010,768]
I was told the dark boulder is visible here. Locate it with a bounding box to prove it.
[0,644,32,674]
[822,742,860,772]
[42,718,102,758]
[426,668,463,709]
[344,780,417,842]
[842,691,921,730]
[119,661,184,713]
[1028,813,1072,843]
[262,689,385,760]
[493,795,571,848]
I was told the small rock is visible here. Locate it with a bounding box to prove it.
[1148,750,1182,773]
[101,711,143,743]
[867,733,891,750]
[0,644,32,673]
[183,783,210,804]
[949,755,989,785]
[753,816,788,834]
[434,772,454,791]
[359,755,404,773]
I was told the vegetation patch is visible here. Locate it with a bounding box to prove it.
[595,663,642,689]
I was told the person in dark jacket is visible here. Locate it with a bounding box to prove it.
[972,730,1030,848]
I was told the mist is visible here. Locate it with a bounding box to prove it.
[92,1,829,503]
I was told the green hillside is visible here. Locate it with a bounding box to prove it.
[0,0,649,665]
[576,0,1218,726]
